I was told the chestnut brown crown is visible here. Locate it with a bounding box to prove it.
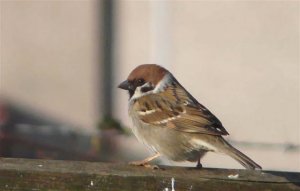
[128,64,168,85]
[118,64,169,97]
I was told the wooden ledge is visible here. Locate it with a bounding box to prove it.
[0,158,299,190]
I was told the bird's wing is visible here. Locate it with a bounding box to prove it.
[133,82,229,136]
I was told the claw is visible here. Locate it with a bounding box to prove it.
[129,162,163,170]
[196,162,202,169]
[196,157,203,169]
[129,161,147,166]
[129,153,163,170]
[129,153,161,167]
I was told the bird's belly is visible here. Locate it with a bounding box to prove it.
[130,114,209,162]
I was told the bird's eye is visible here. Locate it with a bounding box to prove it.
[137,79,145,85]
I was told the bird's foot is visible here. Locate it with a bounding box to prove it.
[129,153,161,169]
[129,161,163,170]
[196,162,203,169]
[129,160,148,166]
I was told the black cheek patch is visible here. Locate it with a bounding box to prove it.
[141,86,154,93]
[128,90,134,98]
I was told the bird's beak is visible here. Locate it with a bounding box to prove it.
[118,80,130,90]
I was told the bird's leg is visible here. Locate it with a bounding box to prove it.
[196,157,203,169]
[129,153,161,168]
[195,151,207,169]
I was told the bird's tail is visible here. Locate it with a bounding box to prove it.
[220,138,262,170]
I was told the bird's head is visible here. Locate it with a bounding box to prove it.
[118,64,171,99]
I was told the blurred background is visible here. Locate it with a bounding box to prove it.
[0,0,299,172]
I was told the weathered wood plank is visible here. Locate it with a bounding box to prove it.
[0,158,299,191]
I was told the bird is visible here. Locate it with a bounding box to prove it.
[118,64,262,170]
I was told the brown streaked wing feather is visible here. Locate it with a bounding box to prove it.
[133,80,229,136]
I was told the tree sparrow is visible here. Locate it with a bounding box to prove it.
[118,64,261,170]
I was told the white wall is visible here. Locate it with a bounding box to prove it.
[0,1,101,129]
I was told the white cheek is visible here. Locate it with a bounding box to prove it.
[153,73,172,93]
[131,86,143,99]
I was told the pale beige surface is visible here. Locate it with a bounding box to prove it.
[170,1,299,144]
[0,1,101,128]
